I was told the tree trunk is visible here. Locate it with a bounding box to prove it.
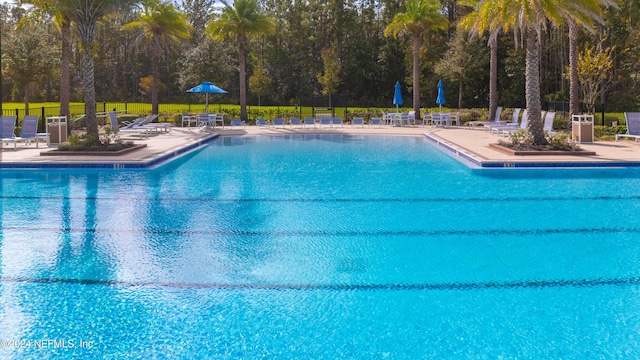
[78,21,98,136]
[24,85,29,115]
[60,20,71,122]
[568,19,579,118]
[488,35,498,122]
[458,81,463,109]
[412,33,420,121]
[525,27,545,145]
[238,34,248,121]
[152,47,159,115]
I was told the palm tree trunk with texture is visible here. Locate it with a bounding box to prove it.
[60,20,71,121]
[525,26,546,145]
[412,33,421,121]
[569,19,579,118]
[488,35,498,123]
[238,34,248,121]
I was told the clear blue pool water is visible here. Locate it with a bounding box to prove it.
[2,134,640,358]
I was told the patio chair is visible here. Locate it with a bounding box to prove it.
[0,115,19,150]
[20,115,48,148]
[616,112,640,141]
[319,117,332,127]
[468,106,503,128]
[499,111,542,137]
[272,117,285,128]
[303,118,316,128]
[108,112,149,139]
[369,118,383,128]
[485,108,520,132]
[256,118,269,127]
[543,111,556,135]
[181,113,197,127]
[351,117,364,127]
[134,114,171,133]
[431,112,451,128]
[230,119,245,129]
[331,118,344,127]
[289,117,301,127]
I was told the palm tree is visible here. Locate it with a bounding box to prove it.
[460,0,503,129]
[462,0,616,145]
[122,0,192,115]
[206,0,274,122]
[20,0,73,120]
[58,0,136,136]
[384,0,448,122]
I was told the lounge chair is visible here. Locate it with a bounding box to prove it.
[485,108,520,132]
[20,115,48,147]
[431,112,451,128]
[468,106,503,128]
[543,112,556,135]
[351,117,364,127]
[0,115,19,150]
[332,118,344,127]
[369,118,383,127]
[499,111,544,137]
[488,109,523,134]
[230,119,245,129]
[303,118,315,128]
[319,117,332,127]
[131,114,171,133]
[289,118,301,127]
[108,112,149,139]
[272,117,285,128]
[256,118,269,127]
[616,112,640,141]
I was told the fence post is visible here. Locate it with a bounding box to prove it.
[125,102,128,113]
[103,102,106,113]
[15,108,19,119]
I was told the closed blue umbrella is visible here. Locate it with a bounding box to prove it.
[436,80,446,112]
[186,81,227,113]
[393,81,403,111]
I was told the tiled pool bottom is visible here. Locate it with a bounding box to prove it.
[2,134,640,358]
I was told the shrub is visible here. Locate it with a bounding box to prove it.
[498,129,581,151]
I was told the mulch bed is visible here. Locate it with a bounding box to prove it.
[489,143,596,156]
[40,144,147,156]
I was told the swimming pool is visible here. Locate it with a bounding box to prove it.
[1,134,640,358]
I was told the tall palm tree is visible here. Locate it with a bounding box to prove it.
[20,0,73,120]
[384,0,448,122]
[58,0,136,136]
[463,0,616,145]
[122,0,192,115]
[459,1,502,124]
[206,0,274,122]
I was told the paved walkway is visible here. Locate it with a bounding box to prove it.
[1,124,640,169]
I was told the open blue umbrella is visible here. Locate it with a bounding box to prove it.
[186,81,227,113]
[436,80,446,112]
[393,81,403,111]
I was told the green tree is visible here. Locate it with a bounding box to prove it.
[4,21,58,113]
[317,47,341,107]
[206,0,274,121]
[578,41,614,114]
[384,0,447,121]
[434,31,489,109]
[122,0,191,114]
[249,58,272,106]
[565,0,618,117]
[20,0,74,119]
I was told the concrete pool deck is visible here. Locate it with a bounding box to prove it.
[2,124,640,169]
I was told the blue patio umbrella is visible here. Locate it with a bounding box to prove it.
[436,80,446,112]
[186,81,227,113]
[393,81,403,111]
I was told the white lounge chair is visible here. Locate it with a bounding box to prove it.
[108,112,149,139]
[468,106,503,128]
[255,118,269,127]
[331,118,344,127]
[543,112,556,135]
[319,117,332,127]
[369,118,383,127]
[616,112,640,141]
[485,108,520,132]
[351,117,364,127]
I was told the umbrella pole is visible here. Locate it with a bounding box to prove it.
[205,94,209,114]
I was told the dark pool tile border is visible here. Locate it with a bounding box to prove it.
[0,134,219,170]
[423,133,640,169]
